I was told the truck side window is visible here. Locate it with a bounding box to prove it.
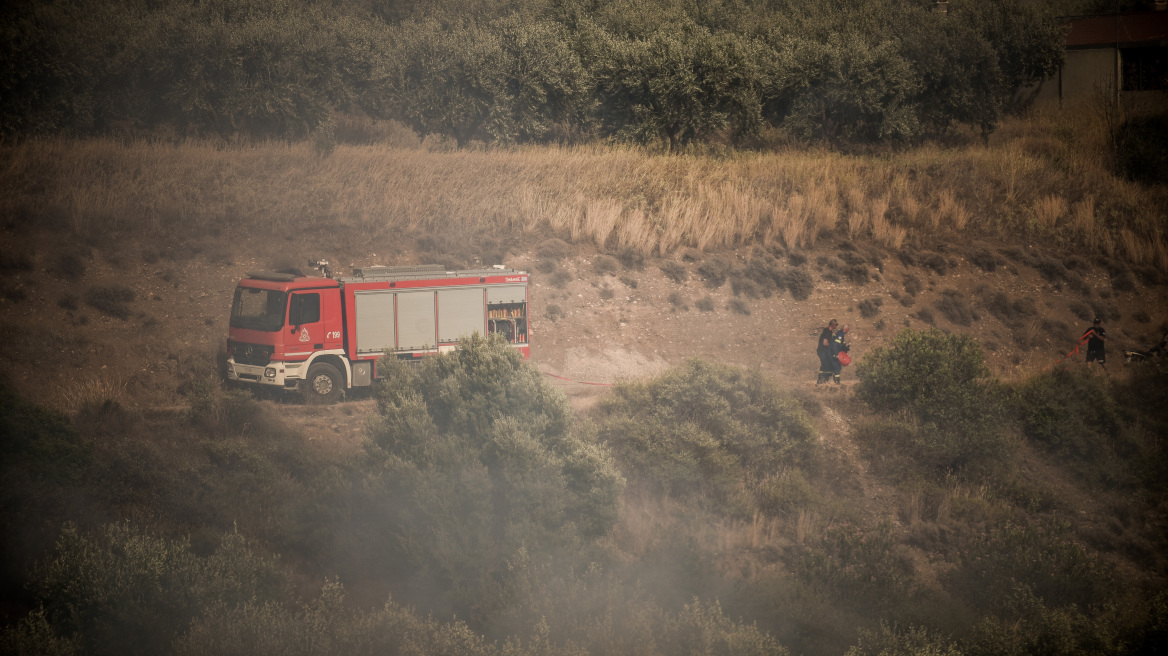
[289,293,320,326]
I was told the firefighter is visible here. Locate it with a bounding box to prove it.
[1083,317,1106,370]
[830,324,850,384]
[817,319,838,384]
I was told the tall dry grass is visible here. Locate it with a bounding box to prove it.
[1,113,1165,266]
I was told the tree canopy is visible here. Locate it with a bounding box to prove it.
[1,0,1066,147]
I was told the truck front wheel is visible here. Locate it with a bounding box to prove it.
[302,362,343,404]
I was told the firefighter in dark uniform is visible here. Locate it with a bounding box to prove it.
[831,324,850,384]
[817,319,838,384]
[1083,317,1106,370]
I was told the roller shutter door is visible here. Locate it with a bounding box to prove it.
[396,291,436,350]
[438,287,484,342]
[354,291,396,354]
[487,285,526,304]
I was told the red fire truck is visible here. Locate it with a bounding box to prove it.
[226,264,530,402]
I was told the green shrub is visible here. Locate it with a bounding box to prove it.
[0,609,79,656]
[1116,113,1168,184]
[946,518,1113,615]
[845,623,962,656]
[361,334,623,621]
[797,522,914,610]
[29,523,287,656]
[593,359,814,514]
[1019,366,1161,490]
[856,329,1010,475]
[966,586,1128,656]
[175,580,495,656]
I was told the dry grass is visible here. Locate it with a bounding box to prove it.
[1,121,1164,266]
[1033,194,1067,231]
[59,371,130,411]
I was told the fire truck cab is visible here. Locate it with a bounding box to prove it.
[226,265,530,402]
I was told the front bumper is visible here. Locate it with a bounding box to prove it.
[226,358,304,388]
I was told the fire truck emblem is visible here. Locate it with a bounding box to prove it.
[299,328,310,342]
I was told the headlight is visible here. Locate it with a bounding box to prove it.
[265,367,276,378]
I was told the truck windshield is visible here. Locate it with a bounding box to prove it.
[230,287,287,332]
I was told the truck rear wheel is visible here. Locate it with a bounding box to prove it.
[302,362,343,404]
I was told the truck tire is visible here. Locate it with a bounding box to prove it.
[302,362,343,404]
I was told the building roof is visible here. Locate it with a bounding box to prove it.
[1066,10,1168,48]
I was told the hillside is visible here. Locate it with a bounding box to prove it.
[2,127,1168,655]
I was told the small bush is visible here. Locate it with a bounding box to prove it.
[593,359,815,513]
[969,247,1002,272]
[619,275,638,289]
[858,298,883,318]
[947,518,1114,614]
[695,296,715,312]
[1091,302,1121,322]
[1000,247,1027,263]
[845,623,961,656]
[53,253,87,281]
[914,308,934,324]
[1015,367,1145,488]
[546,304,563,321]
[729,299,750,315]
[57,293,79,311]
[731,277,762,298]
[934,289,975,326]
[615,247,644,270]
[1134,266,1163,287]
[660,261,688,283]
[28,523,287,656]
[838,250,864,266]
[1110,268,1135,292]
[919,252,948,275]
[797,522,914,609]
[668,291,688,311]
[1116,112,1168,184]
[782,269,815,301]
[535,259,558,274]
[856,329,1010,474]
[697,255,732,288]
[1069,300,1093,322]
[537,238,573,261]
[758,469,820,516]
[1033,256,1069,284]
[84,285,135,319]
[0,251,33,272]
[550,271,572,288]
[984,293,1036,328]
[845,263,870,284]
[1133,309,1151,323]
[593,255,619,276]
[599,285,614,300]
[903,275,922,297]
[3,285,28,302]
[788,252,808,267]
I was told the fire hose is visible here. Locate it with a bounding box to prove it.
[1043,329,1095,372]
